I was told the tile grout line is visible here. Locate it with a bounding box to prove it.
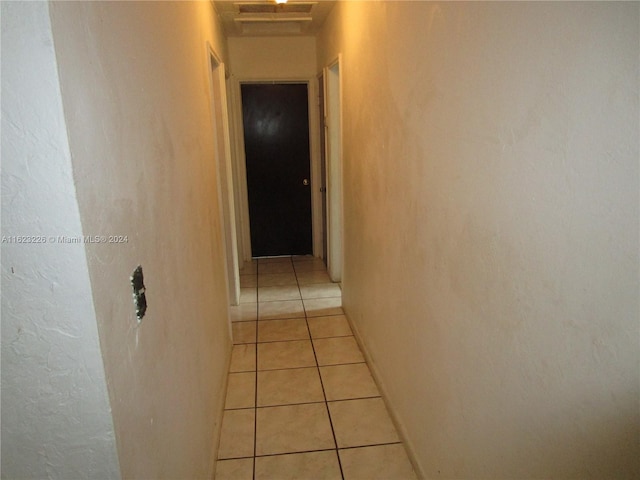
[243,333,353,345]
[239,257,347,478]
[298,257,347,478]
[300,268,346,480]
[253,258,260,480]
[337,441,405,452]
[234,361,367,372]
[254,446,340,459]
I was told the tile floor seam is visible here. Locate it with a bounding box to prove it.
[255,400,327,409]
[252,261,260,480]
[304,302,346,480]
[337,441,403,451]
[218,456,255,462]
[314,360,368,367]
[254,447,337,458]
[253,361,367,371]
[255,365,320,372]
[252,337,351,344]
[259,296,302,303]
[255,317,306,322]
[257,336,308,345]
[257,318,307,321]
[326,396,386,404]
[327,394,382,402]
[258,314,306,322]
[255,338,313,346]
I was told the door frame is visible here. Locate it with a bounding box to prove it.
[206,44,240,305]
[323,56,343,282]
[317,71,328,263]
[229,76,323,261]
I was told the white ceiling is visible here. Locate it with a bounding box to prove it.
[213,0,336,36]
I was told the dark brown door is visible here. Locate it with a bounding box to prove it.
[241,83,312,257]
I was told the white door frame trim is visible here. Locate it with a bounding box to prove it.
[324,55,343,282]
[206,43,240,304]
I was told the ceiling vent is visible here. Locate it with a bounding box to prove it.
[214,1,334,36]
[236,2,316,14]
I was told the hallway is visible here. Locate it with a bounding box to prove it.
[216,256,417,479]
[3,2,638,478]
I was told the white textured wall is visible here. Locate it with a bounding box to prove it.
[1,2,120,478]
[228,36,317,79]
[48,2,231,478]
[318,2,639,478]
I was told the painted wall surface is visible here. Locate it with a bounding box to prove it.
[1,2,120,478]
[318,2,639,478]
[48,2,231,478]
[228,36,317,79]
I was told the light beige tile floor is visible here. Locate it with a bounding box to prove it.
[217,256,417,480]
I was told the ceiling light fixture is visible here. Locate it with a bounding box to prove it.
[275,0,288,4]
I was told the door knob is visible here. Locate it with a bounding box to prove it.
[302,179,309,186]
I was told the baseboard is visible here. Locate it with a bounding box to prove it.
[208,332,233,480]
[342,306,426,480]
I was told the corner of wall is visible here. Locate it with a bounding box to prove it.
[1,2,120,477]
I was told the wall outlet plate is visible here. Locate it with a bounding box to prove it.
[131,265,147,321]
